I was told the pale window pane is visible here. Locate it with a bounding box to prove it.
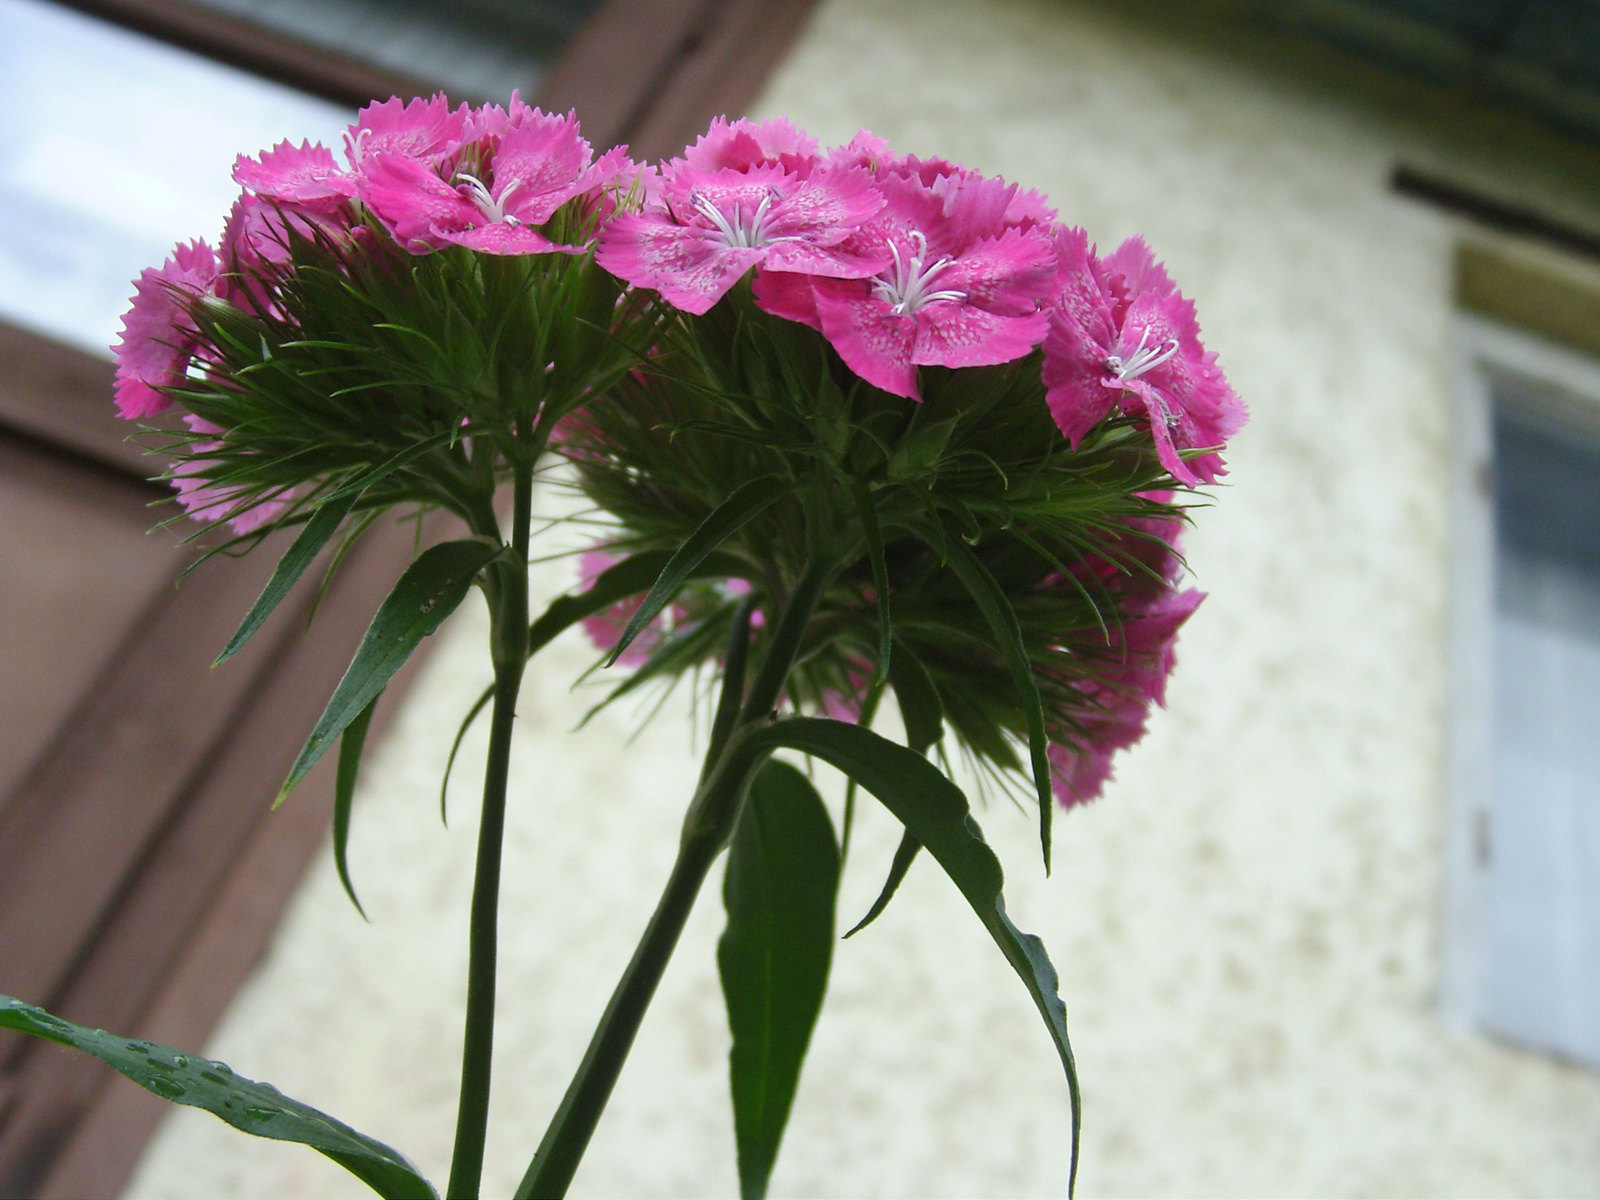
[0,0,349,356]
[1485,398,1600,1066]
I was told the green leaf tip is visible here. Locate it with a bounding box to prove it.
[748,718,1082,1196]
[719,760,840,1200]
[279,538,500,805]
[0,994,437,1199]
[607,475,789,666]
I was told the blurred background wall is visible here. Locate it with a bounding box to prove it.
[110,0,1600,1195]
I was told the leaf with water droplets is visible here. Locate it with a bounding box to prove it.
[0,994,436,1198]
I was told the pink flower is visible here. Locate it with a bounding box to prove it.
[232,139,354,207]
[682,116,818,175]
[756,172,1054,400]
[343,93,470,170]
[359,98,633,255]
[113,240,220,419]
[1048,587,1202,806]
[170,414,290,535]
[596,162,885,314]
[826,130,1055,234]
[217,193,353,316]
[1042,230,1245,485]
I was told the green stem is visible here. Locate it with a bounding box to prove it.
[446,458,533,1199]
[516,559,830,1199]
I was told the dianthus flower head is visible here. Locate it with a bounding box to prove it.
[1047,586,1202,806]
[754,170,1055,399]
[170,413,291,535]
[359,95,635,255]
[1043,229,1245,485]
[113,239,220,419]
[595,160,886,315]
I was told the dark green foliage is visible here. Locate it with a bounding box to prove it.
[334,692,381,917]
[747,718,1081,1196]
[158,204,665,550]
[558,284,1186,823]
[281,538,501,803]
[719,760,840,1200]
[0,996,436,1199]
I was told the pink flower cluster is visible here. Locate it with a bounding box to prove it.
[595,119,1245,480]
[113,93,638,530]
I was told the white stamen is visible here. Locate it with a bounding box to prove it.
[870,230,965,316]
[690,188,789,249]
[1105,325,1179,382]
[456,172,522,226]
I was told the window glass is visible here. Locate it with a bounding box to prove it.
[187,0,598,103]
[0,0,349,357]
[1485,385,1600,1066]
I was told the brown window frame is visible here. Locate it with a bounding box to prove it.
[0,1,817,1193]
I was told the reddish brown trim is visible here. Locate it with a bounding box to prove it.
[541,0,822,158]
[0,326,148,478]
[49,0,439,109]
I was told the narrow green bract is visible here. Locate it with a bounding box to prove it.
[279,538,500,804]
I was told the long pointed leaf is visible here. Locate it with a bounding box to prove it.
[280,538,499,804]
[213,431,457,666]
[608,475,790,665]
[845,644,945,936]
[748,718,1081,1196]
[334,692,380,918]
[719,760,840,1200]
[918,522,1055,872]
[525,548,747,659]
[851,480,892,686]
[440,682,494,825]
[842,830,920,939]
[215,490,358,666]
[0,995,436,1199]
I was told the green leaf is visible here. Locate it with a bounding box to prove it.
[747,718,1081,1196]
[887,415,959,482]
[213,431,457,667]
[0,995,437,1199]
[215,490,358,666]
[842,829,920,939]
[609,475,790,665]
[719,760,840,1200]
[279,538,499,804]
[888,640,943,757]
[919,522,1055,872]
[845,644,943,937]
[439,682,493,825]
[334,692,380,918]
[525,548,747,659]
[851,480,892,686]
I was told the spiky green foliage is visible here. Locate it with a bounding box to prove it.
[558,281,1188,811]
[161,203,664,542]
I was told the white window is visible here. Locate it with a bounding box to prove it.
[1443,315,1600,1066]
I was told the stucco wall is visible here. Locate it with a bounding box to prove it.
[126,0,1600,1195]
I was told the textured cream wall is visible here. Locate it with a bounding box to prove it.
[126,1,1600,1196]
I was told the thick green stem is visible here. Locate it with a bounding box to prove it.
[516,559,830,1199]
[446,459,533,1199]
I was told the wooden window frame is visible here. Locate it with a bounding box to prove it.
[0,0,817,1193]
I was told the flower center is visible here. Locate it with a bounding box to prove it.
[870,231,965,316]
[456,172,523,226]
[691,188,785,249]
[1105,325,1179,383]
